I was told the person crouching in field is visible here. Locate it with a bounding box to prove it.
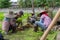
[27,13,36,24]
[2,11,16,34]
[34,10,51,32]
[16,11,24,27]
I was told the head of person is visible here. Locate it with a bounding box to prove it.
[19,11,24,16]
[9,11,14,15]
[14,13,19,17]
[5,11,16,18]
[14,13,17,15]
[31,13,34,16]
[39,11,48,17]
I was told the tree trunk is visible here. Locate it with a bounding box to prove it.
[31,0,35,14]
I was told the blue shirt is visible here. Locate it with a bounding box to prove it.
[4,17,10,22]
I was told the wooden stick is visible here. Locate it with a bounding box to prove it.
[40,9,60,40]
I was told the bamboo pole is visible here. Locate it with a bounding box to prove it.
[40,9,60,40]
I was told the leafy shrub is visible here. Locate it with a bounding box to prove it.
[16,13,31,22]
[0,12,4,21]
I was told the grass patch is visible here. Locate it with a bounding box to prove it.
[3,28,57,40]
[47,31,57,40]
[0,24,2,28]
[3,28,43,40]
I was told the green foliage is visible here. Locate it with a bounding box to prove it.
[16,13,31,23]
[18,0,32,8]
[18,0,60,8]
[0,12,4,21]
[0,0,11,8]
[47,31,57,40]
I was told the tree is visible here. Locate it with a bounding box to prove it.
[0,0,11,8]
[46,0,56,19]
[18,0,32,8]
[31,0,35,14]
[18,0,24,8]
[18,0,60,8]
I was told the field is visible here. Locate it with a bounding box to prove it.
[0,12,57,40]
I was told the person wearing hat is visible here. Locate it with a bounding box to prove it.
[2,11,16,34]
[34,10,51,32]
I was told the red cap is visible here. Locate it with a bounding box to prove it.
[41,11,48,16]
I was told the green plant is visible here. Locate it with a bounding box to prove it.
[0,12,4,21]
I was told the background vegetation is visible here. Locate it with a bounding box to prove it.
[18,0,60,8]
[0,0,11,8]
[0,0,60,8]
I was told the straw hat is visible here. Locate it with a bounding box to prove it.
[4,11,16,18]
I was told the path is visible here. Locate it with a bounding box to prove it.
[0,8,58,13]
